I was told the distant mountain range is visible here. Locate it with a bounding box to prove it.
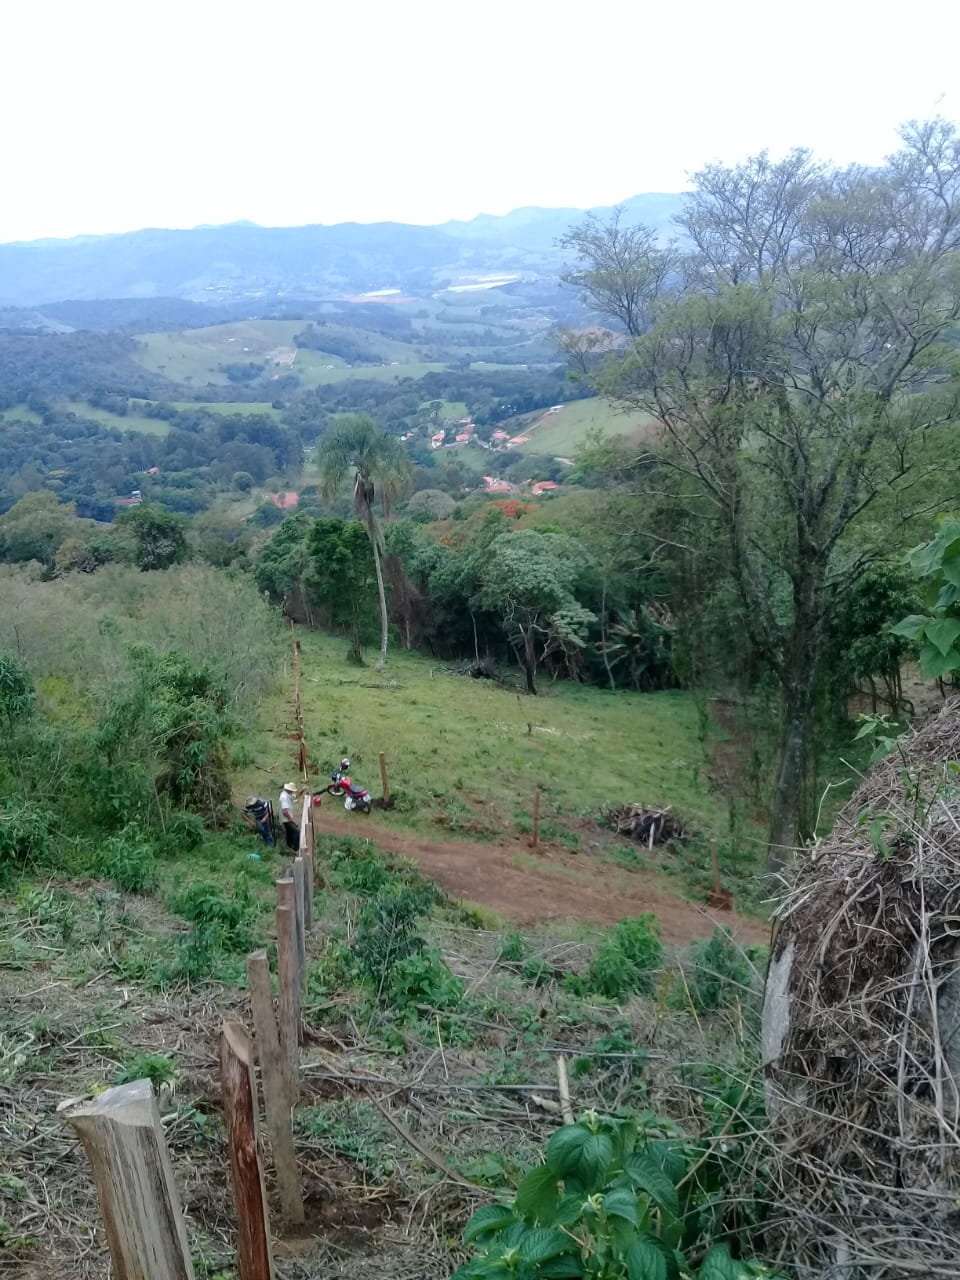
[0,194,683,308]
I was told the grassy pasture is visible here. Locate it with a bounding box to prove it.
[497,397,653,458]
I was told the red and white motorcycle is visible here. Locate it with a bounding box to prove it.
[325,758,373,814]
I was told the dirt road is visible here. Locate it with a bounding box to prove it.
[312,811,769,946]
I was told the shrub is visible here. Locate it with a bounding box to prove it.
[521,956,554,987]
[573,915,663,999]
[498,931,527,964]
[686,928,757,1014]
[170,880,254,951]
[156,809,206,857]
[351,882,435,990]
[115,1053,177,1088]
[0,799,52,884]
[388,949,464,1010]
[94,825,158,894]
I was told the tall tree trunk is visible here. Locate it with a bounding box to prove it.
[768,708,807,875]
[599,571,616,691]
[767,587,823,875]
[371,536,389,671]
[522,628,538,695]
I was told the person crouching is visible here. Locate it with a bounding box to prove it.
[242,796,275,846]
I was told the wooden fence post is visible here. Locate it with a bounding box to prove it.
[246,952,305,1224]
[292,858,307,987]
[379,751,390,804]
[531,787,542,849]
[275,890,300,1098]
[63,1079,195,1280]
[302,849,314,930]
[297,794,313,932]
[220,1022,276,1280]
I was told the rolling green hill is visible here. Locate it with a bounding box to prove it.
[133,318,444,389]
[503,397,653,458]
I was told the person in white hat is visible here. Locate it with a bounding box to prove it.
[279,782,301,852]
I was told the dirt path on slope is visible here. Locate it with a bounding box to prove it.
[312,811,770,946]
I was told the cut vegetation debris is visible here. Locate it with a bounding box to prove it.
[606,804,685,847]
[764,695,960,1279]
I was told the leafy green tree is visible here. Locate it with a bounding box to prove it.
[0,491,83,568]
[315,414,412,670]
[96,646,232,822]
[893,515,960,682]
[232,470,254,492]
[476,530,595,694]
[827,565,921,714]
[405,488,456,522]
[573,121,960,869]
[113,503,188,571]
[254,512,315,623]
[305,518,378,662]
[560,207,678,336]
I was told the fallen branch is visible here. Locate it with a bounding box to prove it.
[363,1090,483,1191]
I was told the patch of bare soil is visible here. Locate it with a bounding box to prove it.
[313,810,769,946]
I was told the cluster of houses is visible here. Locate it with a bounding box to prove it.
[431,416,478,449]
[481,476,561,497]
[426,405,565,453]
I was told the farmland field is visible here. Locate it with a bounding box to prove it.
[133,319,444,388]
[67,400,171,436]
[501,397,653,457]
[170,400,282,418]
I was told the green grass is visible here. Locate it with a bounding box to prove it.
[240,631,723,840]
[499,398,653,458]
[135,320,308,385]
[424,399,469,420]
[67,401,170,436]
[133,319,444,389]
[295,359,446,388]
[0,403,43,425]
[170,400,282,418]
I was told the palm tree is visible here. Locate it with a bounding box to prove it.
[316,415,412,669]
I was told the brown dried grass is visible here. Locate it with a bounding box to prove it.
[766,696,960,1279]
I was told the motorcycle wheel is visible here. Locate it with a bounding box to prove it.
[329,786,345,797]
[360,799,372,814]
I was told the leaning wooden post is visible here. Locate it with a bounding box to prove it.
[379,751,390,804]
[220,1022,276,1280]
[292,857,307,987]
[301,850,314,930]
[246,952,305,1225]
[308,790,321,856]
[531,787,542,849]
[710,839,722,899]
[298,803,314,929]
[63,1079,196,1280]
[275,889,300,1098]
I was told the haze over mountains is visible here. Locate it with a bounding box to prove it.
[0,193,683,309]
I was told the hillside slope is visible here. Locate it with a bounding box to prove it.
[235,631,766,932]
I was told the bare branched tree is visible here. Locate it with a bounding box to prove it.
[565,120,960,871]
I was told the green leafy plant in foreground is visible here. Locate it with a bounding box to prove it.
[454,1110,784,1280]
[892,515,960,681]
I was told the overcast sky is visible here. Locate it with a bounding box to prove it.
[2,0,957,244]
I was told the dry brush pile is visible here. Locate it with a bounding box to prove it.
[763,697,960,1279]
